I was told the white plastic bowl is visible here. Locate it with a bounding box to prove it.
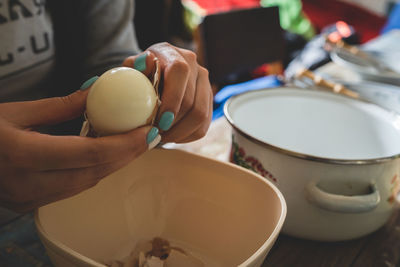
[35,149,286,267]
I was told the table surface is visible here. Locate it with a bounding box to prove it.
[262,209,400,267]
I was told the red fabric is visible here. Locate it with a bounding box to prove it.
[189,0,260,14]
[302,0,387,43]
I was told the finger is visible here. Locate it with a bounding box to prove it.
[14,125,159,170]
[0,179,98,213]
[39,156,133,192]
[173,48,198,124]
[177,89,213,143]
[14,184,95,212]
[161,68,212,143]
[14,147,144,212]
[0,89,89,128]
[177,124,210,144]
[28,157,133,209]
[148,44,190,132]
[0,158,130,212]
[122,51,157,77]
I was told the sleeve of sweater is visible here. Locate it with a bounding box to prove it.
[80,0,141,78]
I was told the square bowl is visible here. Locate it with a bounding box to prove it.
[35,149,286,267]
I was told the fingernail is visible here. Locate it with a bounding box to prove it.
[147,127,161,150]
[158,111,174,131]
[148,134,161,150]
[80,76,98,90]
[146,127,159,144]
[133,52,148,72]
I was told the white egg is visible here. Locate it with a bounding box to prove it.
[86,67,158,136]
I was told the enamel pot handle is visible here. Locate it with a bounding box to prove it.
[305,181,380,213]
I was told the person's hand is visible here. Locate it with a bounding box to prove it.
[0,84,161,212]
[123,42,213,143]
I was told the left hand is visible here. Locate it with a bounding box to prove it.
[122,42,213,143]
[0,89,154,212]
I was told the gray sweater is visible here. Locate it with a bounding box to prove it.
[0,0,141,223]
[0,0,140,101]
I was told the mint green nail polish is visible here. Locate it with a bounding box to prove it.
[134,53,147,72]
[146,127,159,144]
[80,76,98,90]
[159,111,174,131]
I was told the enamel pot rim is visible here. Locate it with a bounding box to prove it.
[224,86,400,165]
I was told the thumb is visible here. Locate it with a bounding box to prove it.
[0,78,97,127]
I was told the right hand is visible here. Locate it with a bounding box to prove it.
[122,43,213,144]
[0,85,159,213]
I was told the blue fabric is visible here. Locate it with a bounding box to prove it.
[382,3,400,33]
[212,75,282,120]
[0,213,52,267]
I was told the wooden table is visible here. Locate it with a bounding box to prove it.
[262,209,400,267]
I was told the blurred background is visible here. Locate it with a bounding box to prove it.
[142,0,400,159]
[134,0,400,90]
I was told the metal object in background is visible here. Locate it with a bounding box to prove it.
[295,68,359,99]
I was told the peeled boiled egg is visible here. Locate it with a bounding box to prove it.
[86,67,159,136]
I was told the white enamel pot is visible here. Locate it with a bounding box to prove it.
[224,87,400,241]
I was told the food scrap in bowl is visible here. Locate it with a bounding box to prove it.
[106,237,205,267]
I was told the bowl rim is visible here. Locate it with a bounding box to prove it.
[224,87,400,165]
[34,148,287,267]
[34,210,105,267]
[224,151,287,266]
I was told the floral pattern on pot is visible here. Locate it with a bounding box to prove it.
[388,174,400,204]
[230,137,277,183]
